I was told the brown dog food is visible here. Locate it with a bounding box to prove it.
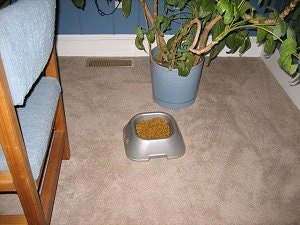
[135,117,171,139]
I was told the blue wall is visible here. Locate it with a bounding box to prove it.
[57,0,142,34]
[57,0,288,35]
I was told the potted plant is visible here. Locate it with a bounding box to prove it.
[72,0,299,108]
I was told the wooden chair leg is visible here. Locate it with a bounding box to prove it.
[55,97,70,160]
[0,215,28,225]
[40,130,65,223]
[46,49,70,161]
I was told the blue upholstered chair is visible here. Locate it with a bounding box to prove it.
[0,0,70,224]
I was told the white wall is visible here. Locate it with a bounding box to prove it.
[261,50,300,110]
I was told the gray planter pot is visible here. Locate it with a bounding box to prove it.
[150,49,204,109]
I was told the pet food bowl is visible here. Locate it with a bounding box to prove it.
[123,112,185,161]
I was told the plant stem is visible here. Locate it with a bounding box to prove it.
[170,19,200,68]
[138,0,168,61]
[199,15,223,51]
[243,14,277,25]
[238,0,247,9]
[244,0,299,24]
[188,15,223,59]
[279,0,299,20]
[190,0,300,58]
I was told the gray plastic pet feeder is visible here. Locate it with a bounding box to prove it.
[123,112,185,161]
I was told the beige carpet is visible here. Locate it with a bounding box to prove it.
[1,57,300,225]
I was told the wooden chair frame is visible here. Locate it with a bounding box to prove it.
[0,47,70,225]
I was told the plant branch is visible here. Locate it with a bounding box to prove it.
[279,0,299,20]
[138,0,168,61]
[190,40,219,55]
[243,14,277,25]
[188,16,223,59]
[190,19,201,50]
[190,0,300,57]
[200,15,223,50]
[169,19,200,68]
[139,0,154,24]
[189,18,202,66]
[244,0,299,24]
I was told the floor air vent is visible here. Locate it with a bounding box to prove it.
[86,58,133,67]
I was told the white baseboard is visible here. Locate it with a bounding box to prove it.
[56,35,148,57]
[56,34,261,57]
[260,50,300,110]
[56,34,299,110]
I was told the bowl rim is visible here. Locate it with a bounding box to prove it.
[129,112,177,140]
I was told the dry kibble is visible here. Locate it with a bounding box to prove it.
[135,117,170,139]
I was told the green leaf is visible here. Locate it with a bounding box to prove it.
[235,30,248,46]
[278,54,293,74]
[161,46,168,54]
[181,34,194,48]
[161,16,173,33]
[167,53,173,61]
[166,35,176,51]
[239,2,254,15]
[178,62,191,76]
[225,33,237,50]
[239,36,251,54]
[186,52,195,67]
[264,38,276,55]
[208,39,226,64]
[166,0,179,7]
[145,30,155,44]
[155,15,164,34]
[216,0,228,15]
[216,0,239,24]
[232,3,240,22]
[177,0,189,10]
[155,15,172,34]
[257,27,267,43]
[135,36,145,51]
[165,0,188,11]
[277,38,298,75]
[72,0,85,10]
[225,30,249,54]
[272,24,283,40]
[122,0,132,17]
[216,0,231,24]
[224,5,234,25]
[164,2,168,13]
[279,19,288,36]
[135,26,144,37]
[212,18,225,41]
[289,64,298,75]
[179,53,188,61]
[198,0,214,18]
[279,38,297,57]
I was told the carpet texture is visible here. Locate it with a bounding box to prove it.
[1,57,300,225]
